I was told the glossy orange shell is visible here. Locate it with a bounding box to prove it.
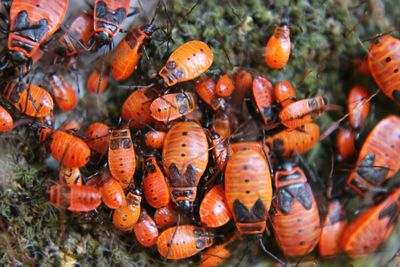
[159,40,214,86]
[200,184,232,228]
[9,0,69,58]
[252,76,275,125]
[200,234,237,267]
[145,130,167,149]
[3,81,54,118]
[346,115,400,195]
[275,80,297,108]
[368,35,400,103]
[112,204,141,231]
[50,130,90,168]
[133,209,159,247]
[108,128,136,189]
[100,177,126,209]
[150,92,196,122]
[347,85,370,129]
[336,127,356,160]
[265,123,320,157]
[265,24,291,69]
[154,204,179,229]
[85,122,110,155]
[215,74,234,97]
[195,77,222,110]
[0,105,13,132]
[143,156,170,208]
[157,225,214,260]
[224,148,272,235]
[87,69,108,94]
[50,184,101,212]
[121,87,156,128]
[48,74,78,112]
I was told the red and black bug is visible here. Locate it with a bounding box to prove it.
[112,188,141,231]
[47,73,78,112]
[199,184,232,228]
[274,80,297,108]
[50,184,101,212]
[154,203,179,229]
[0,104,13,132]
[133,209,159,247]
[150,92,196,122]
[265,22,291,69]
[347,85,370,130]
[195,76,225,111]
[143,156,170,208]
[215,74,234,97]
[249,76,277,126]
[85,122,110,155]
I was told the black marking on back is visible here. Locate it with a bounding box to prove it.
[379,202,398,227]
[357,153,388,185]
[96,1,127,25]
[233,198,266,222]
[176,93,189,114]
[277,183,312,214]
[13,11,48,42]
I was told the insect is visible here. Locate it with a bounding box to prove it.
[87,68,108,94]
[199,184,232,228]
[47,73,78,112]
[200,233,237,267]
[336,127,356,160]
[347,85,370,130]
[59,166,82,185]
[143,156,170,208]
[144,130,167,149]
[195,76,225,111]
[250,76,276,125]
[133,209,159,247]
[270,160,321,257]
[341,187,400,258]
[279,96,327,129]
[85,122,110,155]
[162,121,208,211]
[92,0,131,48]
[211,111,231,140]
[224,148,272,235]
[110,23,155,81]
[3,81,54,118]
[41,129,91,168]
[264,22,291,69]
[57,12,94,57]
[210,133,228,172]
[150,92,196,122]
[108,126,136,189]
[368,34,400,104]
[157,225,214,260]
[233,69,252,105]
[154,203,179,229]
[215,74,234,97]
[49,184,101,212]
[121,87,156,128]
[7,0,69,68]
[159,40,214,86]
[274,80,297,108]
[346,115,400,195]
[0,105,13,132]
[319,200,347,257]
[265,123,320,157]
[99,174,126,209]
[112,188,142,231]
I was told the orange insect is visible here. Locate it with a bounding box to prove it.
[57,12,94,57]
[210,133,228,172]
[110,23,155,81]
[92,0,131,48]
[195,76,225,111]
[279,96,327,128]
[87,68,108,94]
[49,184,101,212]
[211,111,231,140]
[157,225,214,260]
[368,34,400,103]
[3,81,54,118]
[271,161,321,257]
[59,166,82,185]
[133,209,159,247]
[233,69,252,106]
[143,156,170,208]
[264,22,291,69]
[112,189,142,231]
[154,203,179,229]
[347,85,370,130]
[159,40,214,86]
[200,233,237,267]
[150,92,196,122]
[162,121,209,211]
[99,174,126,209]
[145,130,167,149]
[0,105,13,132]
[224,148,272,235]
[85,122,110,155]
[121,87,156,128]
[250,76,276,125]
[41,129,91,168]
[47,73,78,112]
[8,0,69,67]
[108,126,136,189]
[346,115,400,195]
[200,184,232,228]
[336,127,356,160]
[265,123,320,157]
[341,187,400,258]
[319,200,347,257]
[274,80,297,108]
[215,74,234,97]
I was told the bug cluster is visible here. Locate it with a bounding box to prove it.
[0,0,399,266]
